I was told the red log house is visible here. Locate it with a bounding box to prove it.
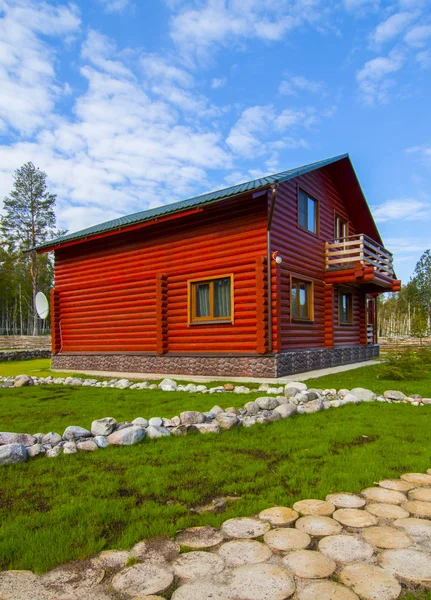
[36,154,400,378]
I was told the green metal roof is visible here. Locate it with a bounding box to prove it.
[36,153,349,251]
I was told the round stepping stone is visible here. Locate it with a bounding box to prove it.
[293,499,335,516]
[365,503,409,520]
[379,548,431,584]
[258,506,298,526]
[362,526,412,549]
[283,549,336,579]
[221,517,270,539]
[92,549,130,568]
[296,515,342,537]
[401,500,431,518]
[172,551,225,582]
[298,581,360,600]
[176,526,224,549]
[333,509,377,528]
[228,563,296,599]
[318,534,374,563]
[111,564,174,596]
[408,487,431,502]
[401,473,431,486]
[339,563,401,600]
[0,571,54,600]
[217,540,272,566]
[326,493,366,509]
[264,528,310,552]
[379,479,416,492]
[361,487,406,505]
[171,582,234,600]
[394,517,431,538]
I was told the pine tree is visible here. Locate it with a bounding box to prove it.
[0,162,57,335]
[412,249,431,336]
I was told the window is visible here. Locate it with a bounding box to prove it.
[298,189,318,234]
[189,275,233,324]
[291,278,313,321]
[339,292,353,324]
[335,214,348,242]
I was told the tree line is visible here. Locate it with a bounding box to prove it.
[0,162,430,338]
[0,163,62,336]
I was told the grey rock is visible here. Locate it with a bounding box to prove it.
[116,422,133,431]
[42,432,62,446]
[146,426,170,439]
[285,386,301,398]
[0,443,27,465]
[185,383,198,392]
[162,418,176,427]
[422,398,431,405]
[63,441,77,455]
[149,417,163,427]
[256,397,279,410]
[210,405,224,416]
[296,393,309,404]
[115,378,132,389]
[323,401,332,410]
[193,423,220,434]
[107,426,146,445]
[91,417,117,436]
[69,378,83,386]
[351,388,377,402]
[14,375,33,387]
[132,417,149,428]
[338,389,350,398]
[159,378,177,390]
[384,390,406,401]
[180,411,205,425]
[225,407,241,415]
[242,416,257,427]
[285,381,307,392]
[302,398,324,413]
[267,411,282,422]
[46,446,62,457]
[203,412,216,420]
[256,415,270,424]
[305,391,320,401]
[330,400,342,408]
[94,435,109,448]
[244,401,260,415]
[27,443,45,458]
[63,426,92,441]
[216,412,239,430]
[273,403,297,419]
[196,385,208,392]
[343,393,361,404]
[77,440,98,452]
[233,386,250,394]
[171,425,188,436]
[171,416,181,426]
[0,432,36,447]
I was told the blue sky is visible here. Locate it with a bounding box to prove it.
[0,0,430,283]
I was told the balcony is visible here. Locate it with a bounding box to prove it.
[325,234,400,291]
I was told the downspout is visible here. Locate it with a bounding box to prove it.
[267,184,278,353]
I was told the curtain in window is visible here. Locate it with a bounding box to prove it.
[196,283,210,317]
[214,277,231,317]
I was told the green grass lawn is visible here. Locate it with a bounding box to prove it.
[0,401,430,574]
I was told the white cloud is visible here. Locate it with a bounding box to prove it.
[416,49,431,68]
[356,50,404,105]
[279,75,324,96]
[372,199,430,222]
[404,24,431,47]
[141,54,193,87]
[370,12,416,46]
[343,0,379,12]
[0,0,80,135]
[407,145,431,165]
[211,77,227,89]
[97,0,132,13]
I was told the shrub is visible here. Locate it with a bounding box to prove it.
[378,351,423,381]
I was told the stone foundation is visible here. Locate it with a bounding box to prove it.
[52,345,379,378]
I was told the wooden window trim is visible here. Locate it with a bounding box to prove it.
[339,290,353,326]
[334,213,349,240]
[290,275,314,323]
[297,186,319,238]
[188,274,234,326]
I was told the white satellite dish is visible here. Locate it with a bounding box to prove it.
[35,292,49,319]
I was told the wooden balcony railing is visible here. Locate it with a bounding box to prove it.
[325,234,394,279]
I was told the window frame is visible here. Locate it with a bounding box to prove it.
[290,276,314,323]
[188,274,234,326]
[339,290,354,325]
[297,187,319,236]
[334,213,349,241]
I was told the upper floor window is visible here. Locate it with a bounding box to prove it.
[335,214,348,242]
[291,278,314,321]
[189,275,233,324]
[298,189,318,234]
[339,292,353,324]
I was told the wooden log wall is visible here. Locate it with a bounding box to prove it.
[270,166,368,350]
[53,196,268,354]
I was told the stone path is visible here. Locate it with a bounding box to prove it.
[1,469,431,599]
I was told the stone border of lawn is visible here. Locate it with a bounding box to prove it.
[1,374,430,467]
[1,467,431,599]
[0,349,51,362]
